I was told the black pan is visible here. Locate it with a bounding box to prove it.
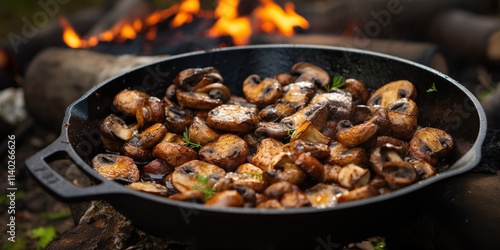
[25,45,487,249]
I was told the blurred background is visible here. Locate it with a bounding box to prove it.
[0,0,499,249]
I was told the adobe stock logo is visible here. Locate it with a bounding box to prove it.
[7,0,70,53]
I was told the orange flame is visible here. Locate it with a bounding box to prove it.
[60,0,309,49]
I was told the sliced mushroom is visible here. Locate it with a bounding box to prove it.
[337,163,371,189]
[323,163,342,183]
[143,159,174,177]
[92,154,140,183]
[321,120,340,139]
[113,89,150,116]
[275,73,295,86]
[206,104,259,133]
[254,122,288,140]
[153,142,198,167]
[409,158,437,179]
[194,83,231,103]
[367,80,417,107]
[305,183,348,208]
[290,62,330,88]
[328,141,368,167]
[337,185,379,203]
[243,74,283,107]
[176,91,223,110]
[256,199,283,209]
[233,185,258,207]
[283,139,331,160]
[310,89,353,120]
[100,114,139,152]
[127,182,169,196]
[263,181,299,199]
[161,132,185,144]
[136,96,165,128]
[387,98,419,140]
[280,190,310,208]
[280,81,316,110]
[169,190,205,203]
[205,190,244,207]
[344,78,370,105]
[174,67,222,91]
[280,103,329,131]
[293,152,325,183]
[171,160,226,194]
[258,102,297,122]
[409,127,454,165]
[250,138,284,171]
[382,161,418,190]
[121,123,167,162]
[336,120,379,148]
[262,153,306,185]
[164,105,195,134]
[199,134,249,172]
[188,116,221,145]
[369,143,406,176]
[228,164,266,193]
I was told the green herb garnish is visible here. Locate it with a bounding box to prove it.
[324,75,345,92]
[241,172,263,182]
[193,174,216,199]
[183,127,202,149]
[285,127,296,139]
[368,236,387,250]
[426,82,438,93]
[29,226,58,250]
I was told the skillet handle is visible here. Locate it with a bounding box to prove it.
[25,136,130,202]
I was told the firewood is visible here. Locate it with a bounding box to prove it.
[23,48,169,132]
[251,34,448,74]
[428,9,500,62]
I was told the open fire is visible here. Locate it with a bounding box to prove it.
[60,0,309,49]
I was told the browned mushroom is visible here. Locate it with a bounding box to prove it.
[243,74,283,107]
[369,142,407,176]
[293,152,325,183]
[194,83,231,103]
[234,163,266,192]
[280,190,310,208]
[143,159,174,177]
[170,160,226,194]
[199,134,249,172]
[92,154,140,183]
[164,105,195,134]
[323,163,343,183]
[136,96,165,128]
[169,190,205,203]
[176,91,224,110]
[233,185,258,207]
[409,158,437,179]
[336,120,379,148]
[309,89,354,120]
[206,104,259,133]
[305,183,348,208]
[290,62,330,88]
[258,102,297,122]
[121,123,167,162]
[254,122,288,140]
[289,120,330,145]
[344,78,370,105]
[251,138,284,171]
[188,116,221,145]
[328,141,368,167]
[409,127,454,165]
[113,89,150,116]
[153,142,198,167]
[100,114,139,152]
[174,67,222,92]
[262,153,306,185]
[337,163,371,189]
[283,139,331,160]
[256,199,283,209]
[263,181,298,199]
[205,190,244,207]
[280,103,329,131]
[367,80,417,107]
[127,182,169,196]
[387,98,419,140]
[280,81,316,110]
[382,161,418,190]
[275,73,295,86]
[337,185,379,203]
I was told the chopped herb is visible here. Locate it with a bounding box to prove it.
[193,174,216,199]
[324,75,345,92]
[369,236,387,250]
[241,172,263,182]
[183,127,202,149]
[427,82,438,93]
[285,127,296,139]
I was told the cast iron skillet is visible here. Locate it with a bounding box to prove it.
[25,45,487,249]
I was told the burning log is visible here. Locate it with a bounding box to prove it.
[251,34,448,74]
[428,9,500,63]
[24,48,169,132]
